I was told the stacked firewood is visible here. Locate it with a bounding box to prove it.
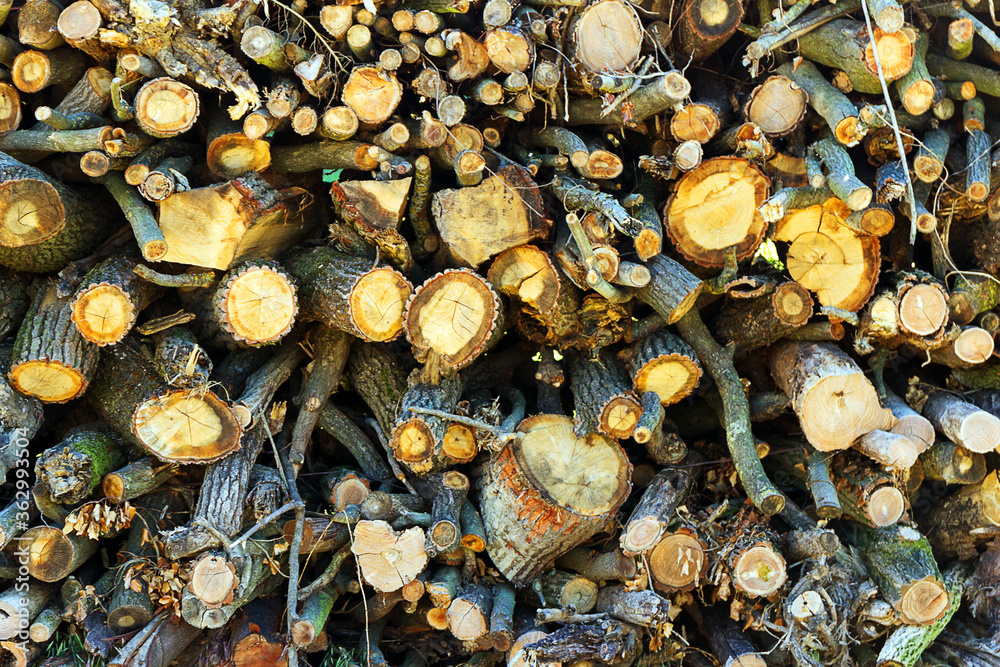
[1,0,1000,666]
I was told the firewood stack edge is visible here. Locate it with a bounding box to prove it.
[0,0,999,665]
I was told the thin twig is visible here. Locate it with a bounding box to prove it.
[859,0,918,243]
[227,500,296,554]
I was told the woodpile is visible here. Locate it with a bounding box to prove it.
[1,0,1000,666]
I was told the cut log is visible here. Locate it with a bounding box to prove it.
[134,78,201,138]
[884,389,935,453]
[569,0,642,73]
[649,528,707,593]
[571,350,642,440]
[70,253,161,345]
[774,198,881,312]
[284,247,411,343]
[797,20,913,94]
[853,524,950,625]
[769,341,894,451]
[929,326,995,368]
[777,60,864,146]
[745,75,808,137]
[103,456,178,502]
[351,520,428,593]
[0,151,113,273]
[715,281,814,356]
[342,66,403,125]
[853,429,920,470]
[330,177,413,271]
[628,330,702,406]
[677,0,744,63]
[88,338,240,464]
[664,157,769,268]
[621,466,699,556]
[919,439,986,485]
[636,254,703,325]
[480,414,631,586]
[10,280,98,403]
[923,470,1000,559]
[921,391,1000,454]
[35,426,125,504]
[405,268,502,370]
[21,526,98,582]
[447,583,492,641]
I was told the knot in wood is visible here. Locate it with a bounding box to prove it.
[381,548,401,564]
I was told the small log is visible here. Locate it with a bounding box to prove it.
[533,569,598,612]
[853,429,920,470]
[70,252,161,345]
[884,389,935,453]
[480,414,631,586]
[636,254,703,325]
[852,524,950,625]
[628,329,701,408]
[745,75,808,137]
[797,20,912,94]
[426,471,469,555]
[20,525,98,582]
[489,581,515,650]
[12,48,87,95]
[649,528,707,593]
[133,78,201,138]
[928,326,995,368]
[571,350,642,440]
[620,466,699,556]
[391,379,470,474]
[103,456,178,502]
[921,391,1000,454]
[342,66,403,125]
[285,247,412,343]
[10,280,98,403]
[919,439,986,485]
[89,338,240,464]
[35,425,125,504]
[777,60,864,145]
[0,581,55,640]
[697,604,765,667]
[18,0,64,50]
[769,340,894,451]
[715,281,814,356]
[447,583,493,641]
[923,470,1000,559]
[0,151,114,273]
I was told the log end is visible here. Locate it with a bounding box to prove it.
[9,358,88,403]
[132,389,242,464]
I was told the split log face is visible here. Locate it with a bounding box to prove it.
[775,198,880,312]
[342,66,403,125]
[629,330,702,406]
[158,174,313,271]
[769,341,894,451]
[431,166,547,268]
[665,157,769,268]
[405,268,501,369]
[571,0,643,73]
[487,245,561,315]
[480,414,632,586]
[351,520,428,593]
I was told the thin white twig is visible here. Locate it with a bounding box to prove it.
[858,0,918,244]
